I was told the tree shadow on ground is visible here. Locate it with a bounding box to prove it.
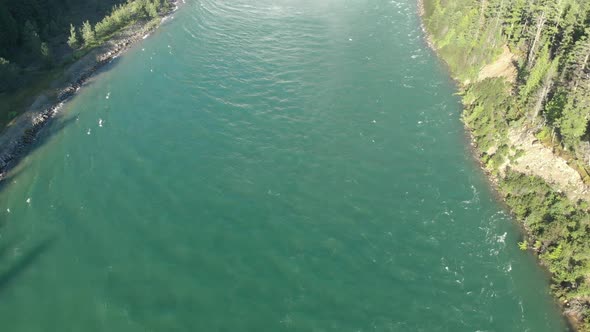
[0,236,56,293]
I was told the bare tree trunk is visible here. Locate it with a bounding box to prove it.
[573,53,589,92]
[527,11,546,69]
[533,79,552,120]
[549,0,563,46]
[492,0,506,47]
[474,0,488,42]
[582,53,589,72]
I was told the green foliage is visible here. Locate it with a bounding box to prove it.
[520,45,550,100]
[147,0,161,18]
[559,84,590,149]
[518,240,528,250]
[23,20,42,58]
[536,126,551,140]
[0,4,18,55]
[67,24,79,49]
[424,0,503,80]
[94,0,168,41]
[463,78,512,153]
[40,42,52,68]
[81,20,96,47]
[544,90,566,125]
[547,244,563,260]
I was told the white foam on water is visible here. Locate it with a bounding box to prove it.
[106,92,110,99]
[87,128,92,135]
[6,208,10,213]
[496,232,507,244]
[143,34,150,39]
[98,119,104,127]
[26,198,31,204]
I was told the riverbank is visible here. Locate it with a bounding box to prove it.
[0,1,180,180]
[417,0,589,330]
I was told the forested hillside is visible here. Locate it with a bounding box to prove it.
[0,0,125,89]
[422,0,590,328]
[0,0,171,131]
[0,0,170,90]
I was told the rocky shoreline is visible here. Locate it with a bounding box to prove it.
[0,2,179,180]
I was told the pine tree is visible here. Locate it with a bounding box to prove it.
[566,35,590,91]
[40,41,52,67]
[67,24,79,49]
[0,4,18,53]
[147,0,160,18]
[81,20,95,47]
[504,0,526,43]
[559,81,590,148]
[23,20,42,56]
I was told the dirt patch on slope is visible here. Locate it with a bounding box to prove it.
[478,45,517,83]
[506,128,590,202]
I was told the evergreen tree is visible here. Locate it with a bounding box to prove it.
[81,20,95,46]
[40,41,52,67]
[0,4,18,55]
[67,24,79,49]
[147,0,160,18]
[23,20,42,57]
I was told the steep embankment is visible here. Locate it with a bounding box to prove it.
[420,0,590,329]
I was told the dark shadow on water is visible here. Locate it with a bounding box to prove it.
[0,236,56,293]
[0,168,26,230]
[0,114,78,194]
[0,52,126,196]
[0,167,26,195]
[33,113,79,149]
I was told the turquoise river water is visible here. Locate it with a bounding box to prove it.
[0,0,570,331]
